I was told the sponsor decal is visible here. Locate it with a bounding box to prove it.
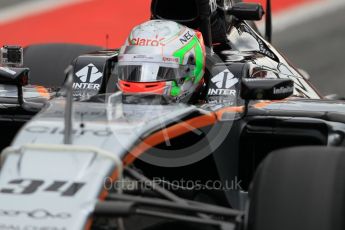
[0,67,16,75]
[130,36,165,47]
[208,69,238,96]
[163,57,179,63]
[179,31,193,44]
[73,63,103,90]
[24,126,113,137]
[212,70,238,88]
[0,209,71,220]
[242,25,278,61]
[72,83,100,90]
[0,224,66,230]
[0,179,85,197]
[208,89,236,96]
[273,86,294,95]
[43,110,107,118]
[133,55,154,60]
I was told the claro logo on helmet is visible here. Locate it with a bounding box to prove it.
[130,36,165,47]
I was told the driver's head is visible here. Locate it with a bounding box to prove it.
[118,20,206,102]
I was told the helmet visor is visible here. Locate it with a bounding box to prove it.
[118,53,193,82]
[118,63,190,82]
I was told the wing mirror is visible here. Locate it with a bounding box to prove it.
[241,78,294,101]
[240,78,294,116]
[0,67,28,86]
[228,3,265,21]
[0,45,28,106]
[0,67,29,105]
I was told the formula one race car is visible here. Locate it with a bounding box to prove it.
[0,0,344,230]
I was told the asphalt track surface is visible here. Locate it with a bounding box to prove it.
[274,6,345,96]
[0,0,344,96]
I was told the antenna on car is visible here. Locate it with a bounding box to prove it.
[265,0,272,42]
[64,66,74,145]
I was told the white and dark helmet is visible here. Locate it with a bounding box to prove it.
[118,20,206,102]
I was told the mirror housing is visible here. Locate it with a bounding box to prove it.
[0,67,29,105]
[0,67,29,86]
[228,3,265,21]
[241,78,294,101]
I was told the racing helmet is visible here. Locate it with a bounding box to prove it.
[118,20,206,102]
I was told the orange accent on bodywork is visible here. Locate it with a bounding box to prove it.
[84,166,120,230]
[215,106,244,119]
[252,100,287,109]
[86,114,216,229]
[84,219,93,230]
[253,101,275,108]
[85,100,281,230]
[123,101,279,165]
[123,113,216,165]
[215,100,283,119]
[35,86,49,98]
[99,170,119,200]
[118,80,166,94]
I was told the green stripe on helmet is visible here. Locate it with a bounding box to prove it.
[170,81,182,97]
[173,36,205,84]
